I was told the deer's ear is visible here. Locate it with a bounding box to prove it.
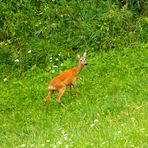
[77,54,81,59]
[83,52,87,57]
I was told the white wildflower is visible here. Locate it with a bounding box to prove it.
[15,59,19,62]
[3,78,7,82]
[57,141,62,145]
[30,144,35,147]
[28,50,32,54]
[53,65,58,68]
[61,131,65,134]
[41,143,45,147]
[51,70,55,73]
[90,124,95,127]
[65,145,69,148]
[46,139,50,142]
[64,136,68,140]
[53,145,56,148]
[64,134,68,136]
[94,119,98,123]
[101,141,107,146]
[50,57,52,60]
[55,58,59,61]
[63,133,68,140]
[58,53,62,56]
[61,63,64,66]
[20,144,26,147]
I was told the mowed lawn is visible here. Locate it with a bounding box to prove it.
[0,44,147,148]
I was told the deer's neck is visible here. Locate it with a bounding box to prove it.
[76,63,84,75]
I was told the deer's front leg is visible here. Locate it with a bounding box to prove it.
[71,80,78,96]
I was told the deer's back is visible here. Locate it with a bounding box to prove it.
[49,67,77,90]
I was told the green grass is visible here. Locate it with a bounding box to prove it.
[0,44,147,148]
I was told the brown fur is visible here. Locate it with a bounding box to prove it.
[44,54,87,111]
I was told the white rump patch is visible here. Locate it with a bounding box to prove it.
[48,85,56,90]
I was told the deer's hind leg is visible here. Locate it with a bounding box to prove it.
[56,87,66,107]
[44,89,53,111]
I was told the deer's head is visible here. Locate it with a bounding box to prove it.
[77,52,87,65]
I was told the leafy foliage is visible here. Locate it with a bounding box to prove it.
[0,0,148,74]
[116,0,147,13]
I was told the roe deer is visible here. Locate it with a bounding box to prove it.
[44,52,87,111]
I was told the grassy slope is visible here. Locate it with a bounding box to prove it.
[0,44,147,148]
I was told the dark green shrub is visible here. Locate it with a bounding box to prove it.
[0,0,147,75]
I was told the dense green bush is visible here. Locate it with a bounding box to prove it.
[115,0,147,13]
[0,0,147,75]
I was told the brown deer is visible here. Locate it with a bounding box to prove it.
[44,52,87,111]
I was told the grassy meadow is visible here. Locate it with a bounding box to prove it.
[0,44,147,148]
[1,0,148,147]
